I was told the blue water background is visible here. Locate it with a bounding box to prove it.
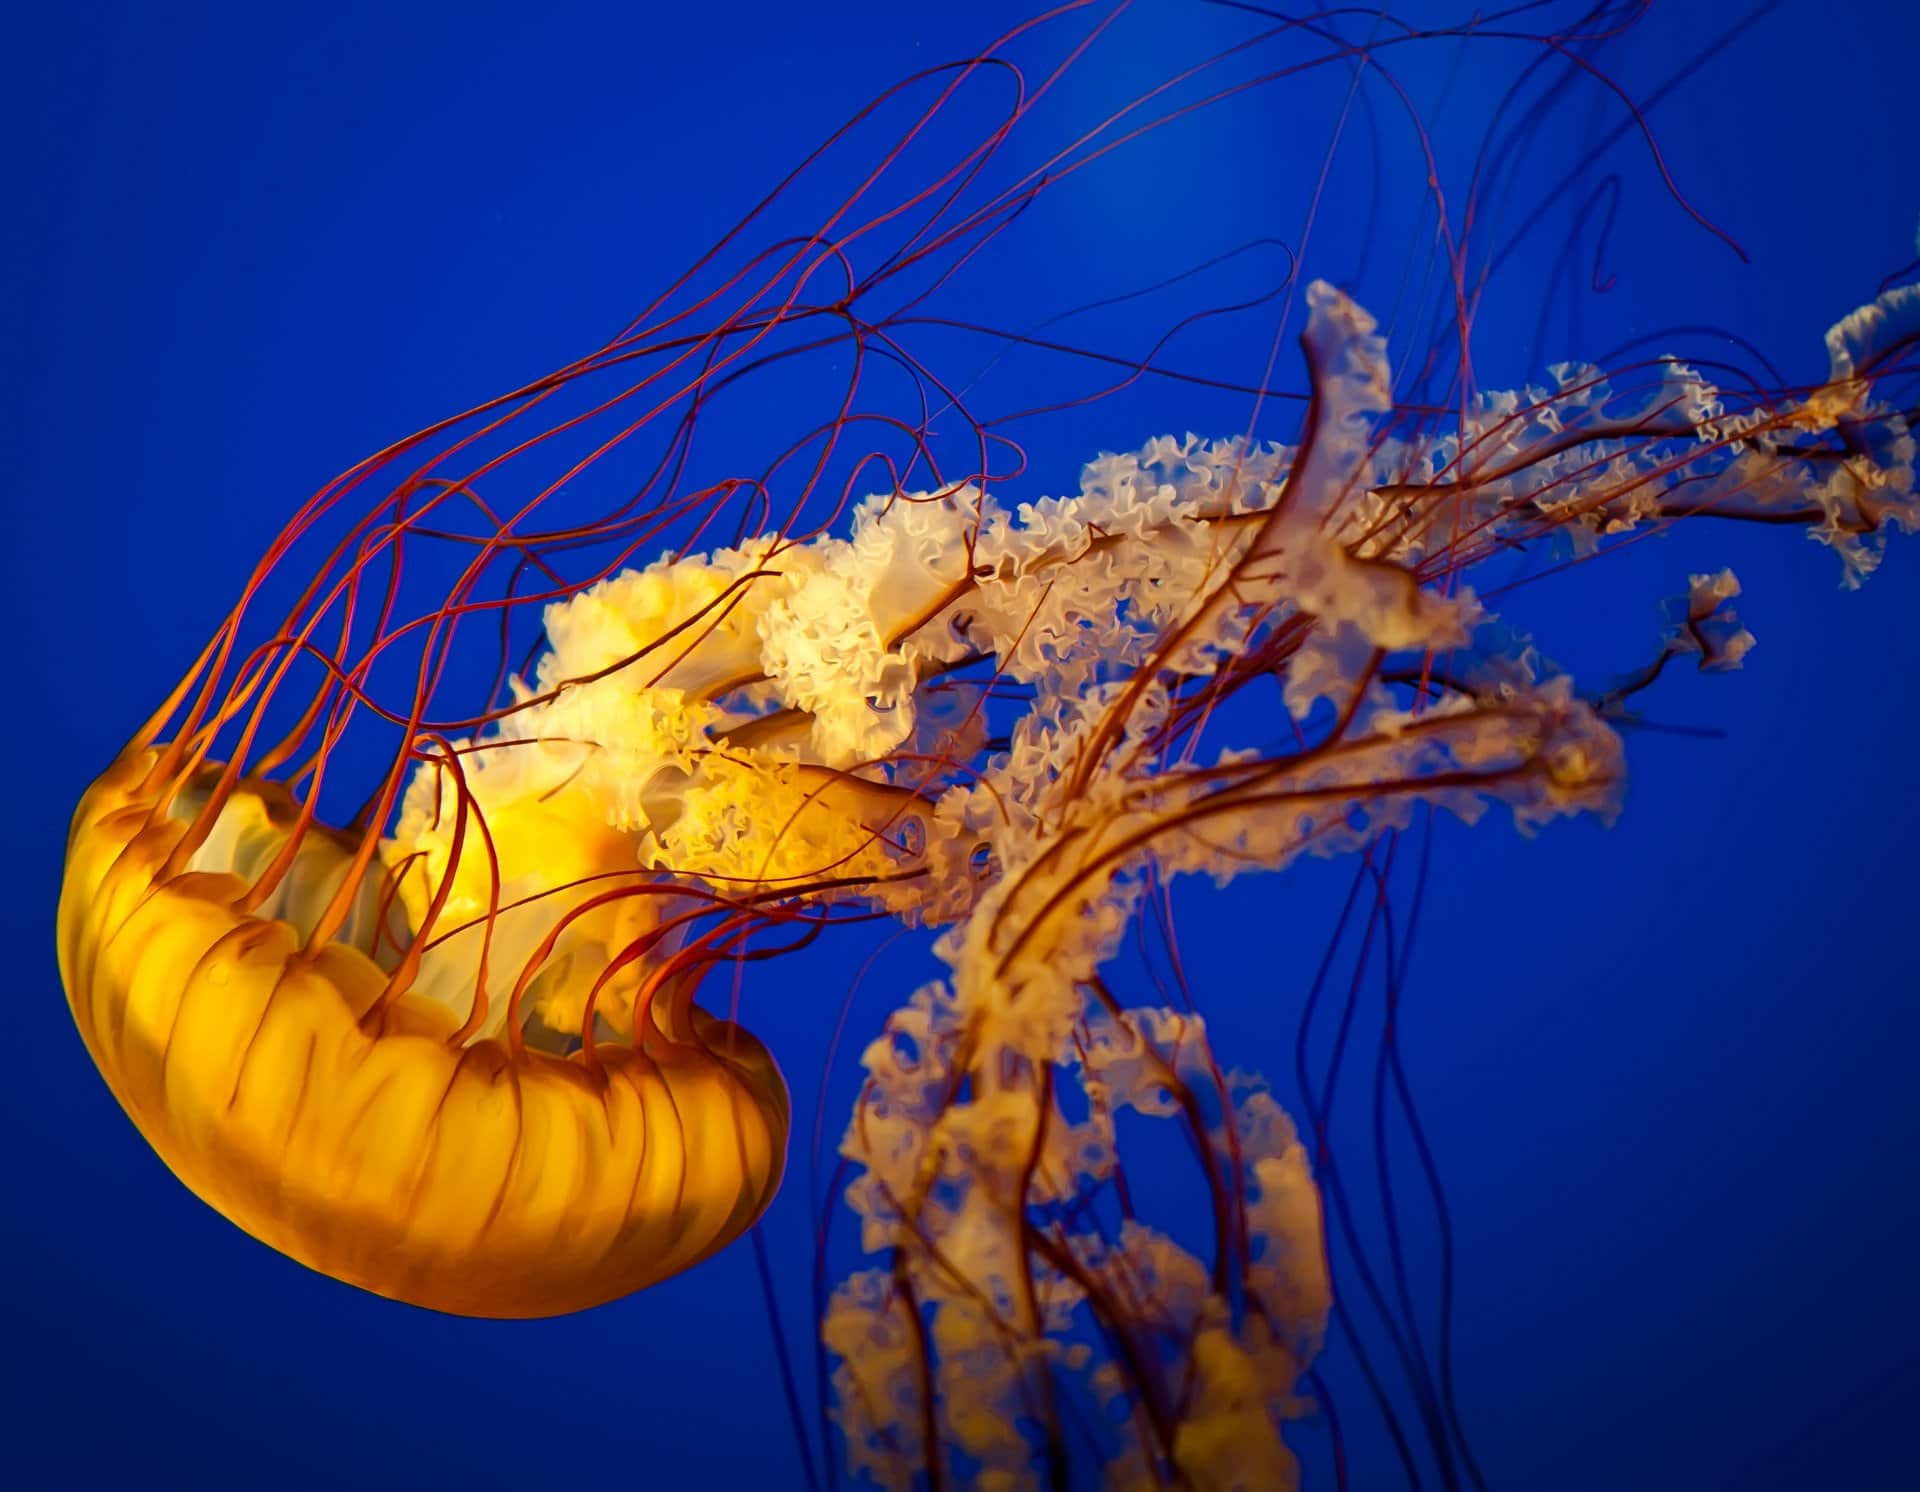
[7,2,1915,1487]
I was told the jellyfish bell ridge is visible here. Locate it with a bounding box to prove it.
[58,752,789,1319]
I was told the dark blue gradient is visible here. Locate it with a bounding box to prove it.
[9,3,1915,1488]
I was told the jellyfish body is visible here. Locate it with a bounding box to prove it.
[59,756,787,1318]
[55,275,1916,1343]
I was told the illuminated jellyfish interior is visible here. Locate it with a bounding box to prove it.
[53,0,1920,1484]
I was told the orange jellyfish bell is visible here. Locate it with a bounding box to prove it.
[48,308,923,1315]
[58,747,790,1318]
[51,303,960,1313]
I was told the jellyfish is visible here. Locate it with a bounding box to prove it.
[54,0,1918,1484]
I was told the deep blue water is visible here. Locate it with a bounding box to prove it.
[9,2,1916,1488]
